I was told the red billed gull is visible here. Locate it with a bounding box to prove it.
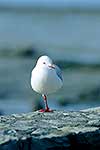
[31,55,63,112]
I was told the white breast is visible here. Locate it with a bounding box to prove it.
[31,67,62,95]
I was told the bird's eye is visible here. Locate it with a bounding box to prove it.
[43,62,46,64]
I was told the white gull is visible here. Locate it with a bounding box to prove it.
[31,55,63,112]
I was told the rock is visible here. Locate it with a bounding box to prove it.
[0,107,100,150]
[16,47,37,58]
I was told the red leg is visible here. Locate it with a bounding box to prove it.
[39,95,53,112]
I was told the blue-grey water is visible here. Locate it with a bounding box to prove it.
[1,0,100,8]
[0,2,100,114]
[0,6,100,63]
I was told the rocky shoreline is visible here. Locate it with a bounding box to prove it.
[0,107,100,149]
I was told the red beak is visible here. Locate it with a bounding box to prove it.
[48,64,55,69]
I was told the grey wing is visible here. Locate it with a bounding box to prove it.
[54,65,63,81]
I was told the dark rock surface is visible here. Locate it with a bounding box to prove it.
[0,107,100,150]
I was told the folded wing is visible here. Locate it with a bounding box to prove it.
[54,65,63,81]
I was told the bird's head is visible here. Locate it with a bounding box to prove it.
[36,55,55,69]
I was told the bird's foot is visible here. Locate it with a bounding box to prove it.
[45,108,53,112]
[39,108,53,112]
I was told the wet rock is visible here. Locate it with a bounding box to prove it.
[0,47,37,58]
[0,108,100,149]
[79,86,100,101]
[17,47,37,58]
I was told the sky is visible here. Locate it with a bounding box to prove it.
[0,0,100,9]
[0,0,100,5]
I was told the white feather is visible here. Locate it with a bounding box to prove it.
[31,56,63,95]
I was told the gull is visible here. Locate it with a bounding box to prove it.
[31,55,63,112]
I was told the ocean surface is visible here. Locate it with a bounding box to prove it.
[0,1,100,114]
